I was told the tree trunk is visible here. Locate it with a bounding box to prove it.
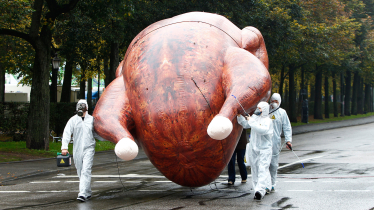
[98,71,100,99]
[298,66,305,117]
[324,75,329,118]
[288,65,297,122]
[109,42,119,85]
[0,62,4,125]
[333,72,338,117]
[60,56,73,102]
[26,42,50,150]
[364,83,370,113]
[97,62,100,99]
[50,65,58,102]
[104,57,110,87]
[0,62,4,103]
[79,69,86,100]
[87,77,92,114]
[357,77,364,114]
[341,72,345,116]
[344,71,351,116]
[370,85,373,112]
[310,83,315,102]
[314,68,323,119]
[351,72,358,115]
[372,85,374,112]
[279,65,285,101]
[284,82,289,111]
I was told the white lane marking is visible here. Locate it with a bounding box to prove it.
[219,175,245,178]
[278,155,324,169]
[126,181,142,183]
[94,181,117,183]
[288,190,371,192]
[138,190,164,191]
[154,181,172,183]
[34,190,98,193]
[284,181,313,183]
[288,190,313,192]
[334,190,371,192]
[350,190,371,192]
[36,191,66,193]
[30,181,60,184]
[322,181,341,183]
[0,191,30,193]
[55,174,165,178]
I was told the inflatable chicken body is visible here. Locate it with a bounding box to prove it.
[93,12,271,187]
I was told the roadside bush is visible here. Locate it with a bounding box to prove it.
[0,102,76,139]
[0,102,29,136]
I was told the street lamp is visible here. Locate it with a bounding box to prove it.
[52,53,61,69]
[51,53,60,102]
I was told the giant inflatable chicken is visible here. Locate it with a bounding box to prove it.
[93,12,271,187]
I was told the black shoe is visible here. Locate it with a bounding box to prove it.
[86,196,91,200]
[254,191,262,200]
[222,181,234,185]
[77,196,86,202]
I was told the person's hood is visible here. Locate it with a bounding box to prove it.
[270,93,281,106]
[76,99,88,111]
[257,101,270,117]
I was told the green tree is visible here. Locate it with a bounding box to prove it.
[0,0,80,150]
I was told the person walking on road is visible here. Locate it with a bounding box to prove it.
[227,129,248,185]
[268,93,292,192]
[237,101,273,200]
[61,99,104,202]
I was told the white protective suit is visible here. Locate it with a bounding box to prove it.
[237,101,273,198]
[269,93,292,188]
[61,100,103,198]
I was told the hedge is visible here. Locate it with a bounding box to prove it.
[0,101,345,138]
[0,102,76,137]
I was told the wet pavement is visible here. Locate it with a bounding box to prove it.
[1,116,374,209]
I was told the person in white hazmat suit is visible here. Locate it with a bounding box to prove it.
[61,99,105,202]
[237,101,273,200]
[268,93,292,192]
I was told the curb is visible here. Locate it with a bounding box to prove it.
[292,115,374,135]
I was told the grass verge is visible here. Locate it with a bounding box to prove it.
[291,112,374,127]
[0,140,115,163]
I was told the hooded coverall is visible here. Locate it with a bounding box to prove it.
[269,93,292,189]
[237,101,273,198]
[61,112,102,198]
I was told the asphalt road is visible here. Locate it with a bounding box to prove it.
[1,121,374,210]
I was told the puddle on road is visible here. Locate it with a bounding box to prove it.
[301,150,324,156]
[278,163,318,174]
[271,197,294,209]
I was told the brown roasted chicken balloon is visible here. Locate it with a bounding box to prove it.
[93,12,271,187]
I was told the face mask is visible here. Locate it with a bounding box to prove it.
[254,108,262,116]
[271,102,279,109]
[77,103,86,116]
